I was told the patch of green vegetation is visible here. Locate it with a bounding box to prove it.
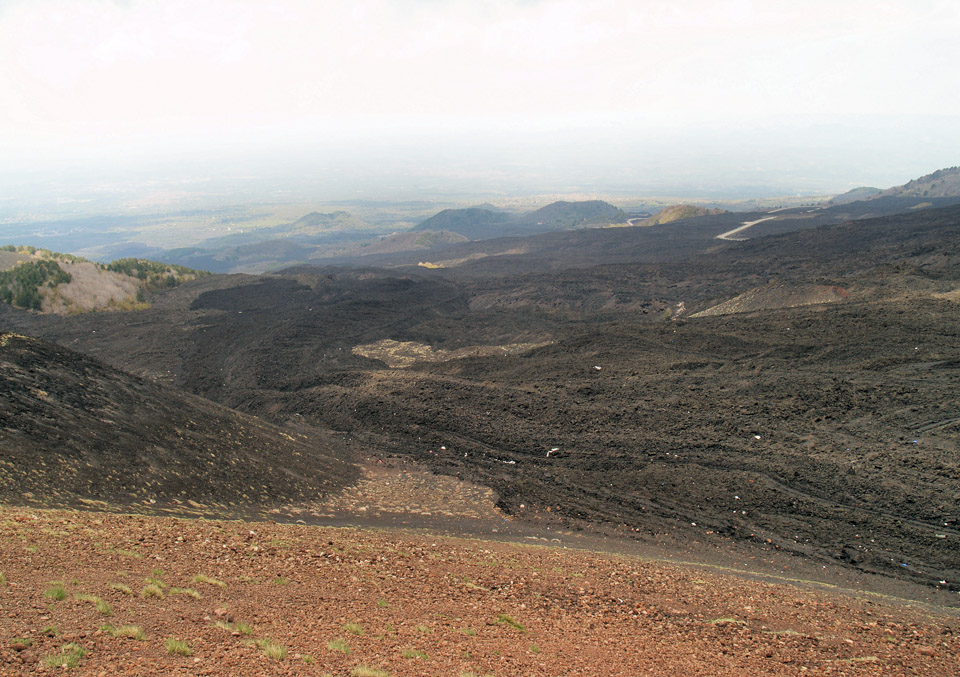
[495,613,525,631]
[10,637,34,649]
[708,617,745,625]
[415,624,431,634]
[0,572,6,586]
[377,598,390,608]
[234,621,253,635]
[75,593,112,615]
[402,648,429,659]
[272,576,289,586]
[0,259,72,310]
[109,582,132,595]
[141,584,164,599]
[101,624,146,640]
[165,637,193,656]
[342,622,364,636]
[193,574,225,588]
[303,653,315,663]
[43,642,87,669]
[327,638,351,654]
[529,644,541,653]
[458,627,477,636]
[169,587,201,599]
[44,583,67,601]
[41,625,59,636]
[114,548,141,559]
[104,258,209,292]
[352,667,390,677]
[255,637,287,660]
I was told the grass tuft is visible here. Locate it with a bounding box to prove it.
[101,624,146,640]
[255,637,287,660]
[708,617,745,625]
[352,667,390,677]
[165,637,193,656]
[302,653,315,663]
[76,593,112,615]
[342,622,364,636]
[141,583,164,599]
[327,638,351,654]
[0,572,6,586]
[402,648,429,659]
[43,643,87,669]
[415,624,431,634]
[44,583,67,601]
[109,582,132,595]
[169,587,202,599]
[114,625,146,640]
[495,613,525,631]
[193,574,226,588]
[458,627,477,636]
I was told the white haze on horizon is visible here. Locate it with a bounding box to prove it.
[1,0,958,197]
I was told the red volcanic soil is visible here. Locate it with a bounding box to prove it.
[0,507,957,676]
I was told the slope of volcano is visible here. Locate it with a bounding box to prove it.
[4,204,960,594]
[0,332,358,514]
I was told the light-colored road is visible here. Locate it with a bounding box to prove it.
[716,215,778,241]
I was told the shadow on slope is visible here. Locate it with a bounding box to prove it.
[0,332,358,514]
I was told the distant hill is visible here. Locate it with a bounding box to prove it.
[516,200,626,229]
[828,186,882,205]
[412,207,511,235]
[0,332,357,512]
[0,246,206,314]
[412,200,625,241]
[874,166,960,199]
[291,210,368,232]
[335,230,469,257]
[642,204,728,226]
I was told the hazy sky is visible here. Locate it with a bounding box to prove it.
[1,0,959,194]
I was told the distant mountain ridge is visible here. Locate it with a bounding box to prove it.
[874,166,960,199]
[292,210,367,231]
[830,166,960,206]
[412,208,511,237]
[411,200,625,240]
[828,186,882,205]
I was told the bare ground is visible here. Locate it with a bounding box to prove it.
[0,506,957,676]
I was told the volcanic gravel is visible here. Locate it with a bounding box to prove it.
[1,507,957,676]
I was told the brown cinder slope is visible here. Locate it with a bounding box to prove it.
[0,332,358,513]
